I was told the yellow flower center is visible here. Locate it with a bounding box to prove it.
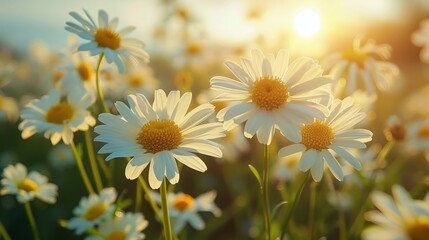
[173,194,195,212]
[137,119,183,153]
[105,230,126,240]
[301,120,334,151]
[53,71,65,84]
[45,102,75,124]
[211,101,228,112]
[129,75,144,88]
[406,217,429,240]
[17,178,39,192]
[418,126,429,138]
[186,42,202,56]
[84,203,108,221]
[76,62,94,81]
[342,48,368,68]
[94,28,121,50]
[251,77,288,111]
[176,7,189,20]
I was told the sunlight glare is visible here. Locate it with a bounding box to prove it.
[294,8,321,38]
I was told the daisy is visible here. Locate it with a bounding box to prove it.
[278,97,373,182]
[68,188,117,235]
[322,38,400,96]
[0,163,58,204]
[363,185,429,240]
[210,48,332,145]
[412,18,429,63]
[86,212,148,240]
[65,9,150,73]
[107,65,159,101]
[273,152,302,182]
[18,88,96,145]
[404,118,429,154]
[94,89,225,189]
[153,191,221,234]
[0,94,19,122]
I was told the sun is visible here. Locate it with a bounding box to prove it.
[294,8,321,38]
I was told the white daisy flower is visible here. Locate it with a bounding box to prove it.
[273,152,302,182]
[0,94,19,122]
[404,118,429,154]
[210,48,332,145]
[65,9,150,73]
[107,65,159,101]
[322,38,400,96]
[278,97,373,182]
[85,212,148,240]
[412,18,429,63]
[68,188,117,235]
[363,185,429,240]
[94,89,225,189]
[0,163,58,204]
[153,191,221,234]
[18,88,96,145]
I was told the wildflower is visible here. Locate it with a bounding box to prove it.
[363,185,429,240]
[273,152,302,182]
[404,118,429,154]
[65,9,149,73]
[412,18,429,63]
[86,212,148,240]
[94,89,225,189]
[18,88,95,145]
[210,48,332,145]
[322,38,399,96]
[278,97,373,182]
[0,94,19,122]
[68,188,117,235]
[153,191,221,234]
[1,163,58,204]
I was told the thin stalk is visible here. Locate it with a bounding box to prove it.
[24,202,40,240]
[261,144,271,240]
[96,156,112,184]
[280,172,310,239]
[70,141,94,194]
[138,176,163,221]
[0,221,11,240]
[84,130,103,192]
[309,181,317,240]
[95,53,110,113]
[326,175,347,240]
[160,178,173,240]
[135,179,142,212]
[348,140,396,238]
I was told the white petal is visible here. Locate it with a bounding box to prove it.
[321,150,344,181]
[278,144,306,158]
[299,149,318,171]
[172,149,207,172]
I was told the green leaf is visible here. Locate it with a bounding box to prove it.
[248,164,262,188]
[271,201,288,219]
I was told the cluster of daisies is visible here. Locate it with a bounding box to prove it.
[1,7,429,240]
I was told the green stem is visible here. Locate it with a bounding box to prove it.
[261,144,271,240]
[97,156,112,184]
[160,178,173,240]
[348,140,396,238]
[95,53,110,113]
[84,130,103,192]
[138,176,163,221]
[309,182,317,240]
[135,179,142,212]
[0,221,11,240]
[70,141,94,194]
[24,202,40,240]
[280,172,310,239]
